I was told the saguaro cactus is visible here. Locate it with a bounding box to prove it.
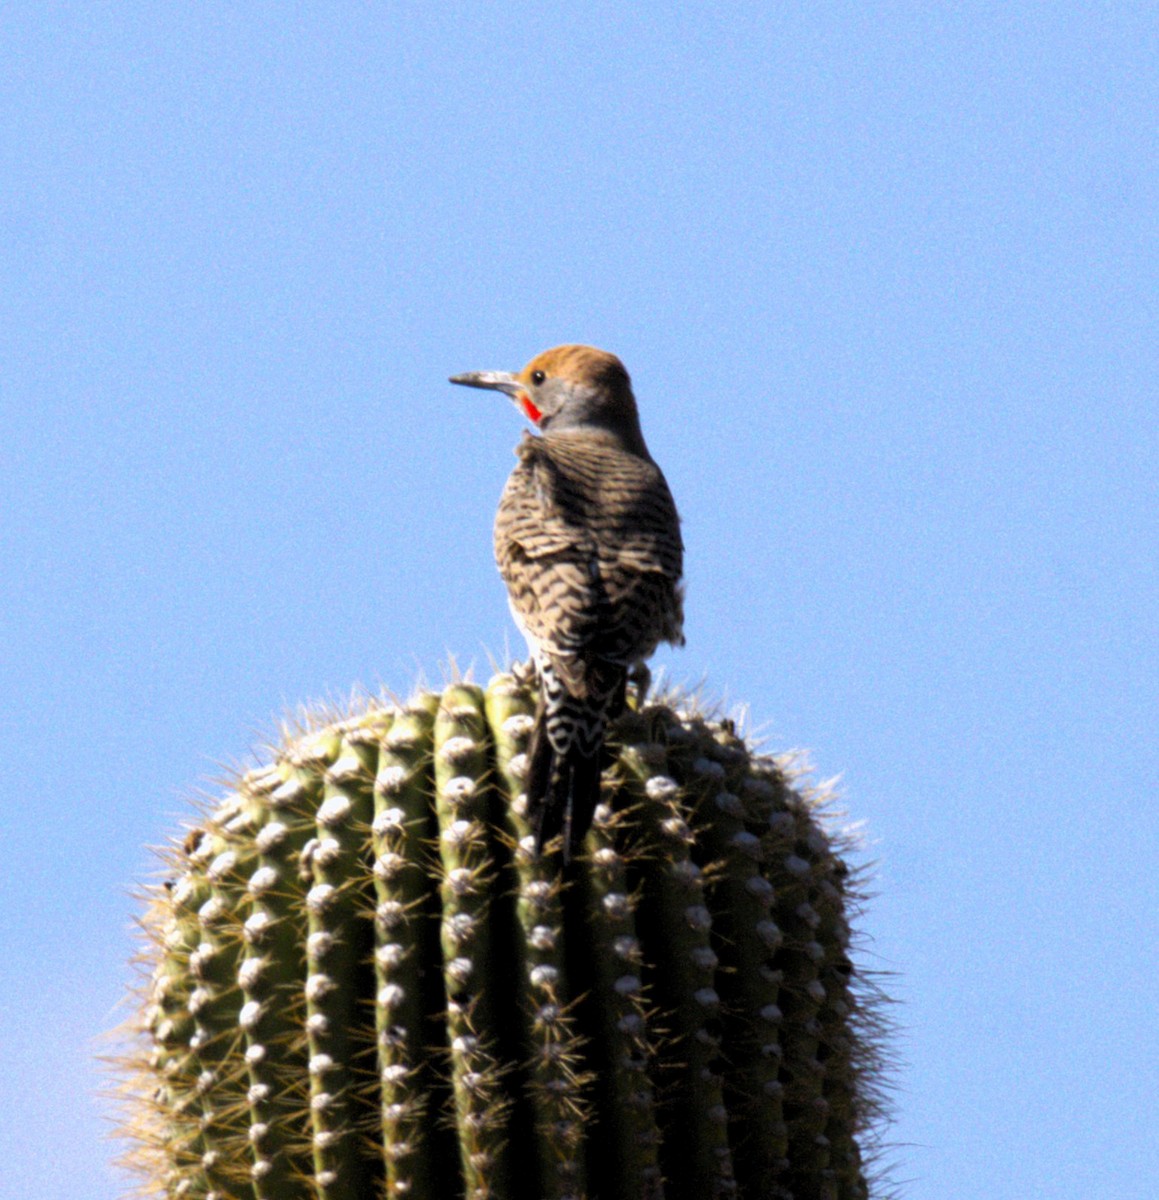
[115,673,888,1200]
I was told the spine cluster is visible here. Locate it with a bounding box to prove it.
[117,674,887,1200]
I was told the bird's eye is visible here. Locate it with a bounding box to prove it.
[530,370,546,386]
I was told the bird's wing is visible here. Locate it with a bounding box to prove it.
[494,437,597,562]
[494,442,604,678]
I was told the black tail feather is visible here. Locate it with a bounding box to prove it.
[526,709,603,862]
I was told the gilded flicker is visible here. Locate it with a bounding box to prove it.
[450,344,684,859]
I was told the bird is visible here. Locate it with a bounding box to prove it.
[450,344,684,860]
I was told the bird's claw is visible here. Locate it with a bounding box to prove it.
[627,663,652,709]
[511,658,537,688]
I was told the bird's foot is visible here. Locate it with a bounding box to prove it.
[510,658,537,689]
[627,663,652,710]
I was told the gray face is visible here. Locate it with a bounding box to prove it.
[449,364,649,455]
[446,368,571,427]
[532,376,601,431]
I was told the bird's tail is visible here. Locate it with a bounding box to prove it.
[525,662,622,860]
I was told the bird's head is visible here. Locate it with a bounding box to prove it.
[450,344,649,455]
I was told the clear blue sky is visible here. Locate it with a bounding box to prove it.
[1,4,1155,1197]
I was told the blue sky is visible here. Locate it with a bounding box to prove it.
[1,4,1155,1197]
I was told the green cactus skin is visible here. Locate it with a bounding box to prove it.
[117,674,889,1200]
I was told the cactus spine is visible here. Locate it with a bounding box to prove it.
[117,674,888,1199]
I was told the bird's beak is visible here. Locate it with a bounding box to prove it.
[448,370,524,398]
